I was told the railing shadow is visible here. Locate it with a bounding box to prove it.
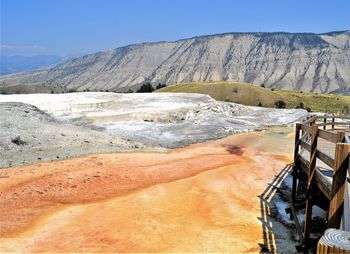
[258,163,293,253]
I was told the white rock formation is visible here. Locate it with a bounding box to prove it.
[0,92,308,148]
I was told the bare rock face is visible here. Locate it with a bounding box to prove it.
[1,31,349,94]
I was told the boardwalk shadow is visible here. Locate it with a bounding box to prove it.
[258,163,293,253]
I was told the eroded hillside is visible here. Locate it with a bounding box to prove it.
[1,31,349,94]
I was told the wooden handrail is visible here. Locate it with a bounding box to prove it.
[292,115,350,252]
[316,122,350,127]
[300,124,312,133]
[315,115,350,120]
[316,150,334,169]
[300,139,311,151]
[299,134,335,168]
[302,116,318,125]
[317,129,339,143]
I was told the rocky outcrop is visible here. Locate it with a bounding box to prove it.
[1,31,349,94]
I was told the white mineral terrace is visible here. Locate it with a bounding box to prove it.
[0,92,308,148]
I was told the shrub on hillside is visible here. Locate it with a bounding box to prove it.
[274,100,286,109]
[156,83,166,90]
[296,102,305,109]
[136,83,154,93]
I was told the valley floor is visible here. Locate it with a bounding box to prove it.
[0,128,296,253]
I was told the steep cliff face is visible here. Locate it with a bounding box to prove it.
[1,31,349,94]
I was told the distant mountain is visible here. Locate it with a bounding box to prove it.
[0,31,349,94]
[0,54,81,75]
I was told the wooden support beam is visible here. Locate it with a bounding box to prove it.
[286,202,306,214]
[299,155,310,175]
[289,197,304,245]
[308,126,319,187]
[303,125,318,250]
[292,123,301,207]
[294,123,301,161]
[342,173,350,231]
[327,143,350,228]
[336,131,345,144]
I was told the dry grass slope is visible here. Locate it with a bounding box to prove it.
[0,83,64,94]
[157,82,350,114]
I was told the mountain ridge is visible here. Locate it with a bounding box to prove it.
[1,30,349,94]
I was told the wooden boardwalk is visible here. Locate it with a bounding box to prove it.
[289,115,350,253]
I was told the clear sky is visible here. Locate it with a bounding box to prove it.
[1,0,349,56]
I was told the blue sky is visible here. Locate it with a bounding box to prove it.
[1,0,349,56]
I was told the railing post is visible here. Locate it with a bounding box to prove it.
[294,123,301,162]
[311,117,316,126]
[342,164,350,231]
[292,123,301,206]
[327,142,350,228]
[323,115,327,130]
[303,125,318,250]
[331,117,335,130]
[335,131,345,144]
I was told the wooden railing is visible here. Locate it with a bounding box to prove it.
[289,115,350,253]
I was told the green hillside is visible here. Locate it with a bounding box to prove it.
[157,82,350,114]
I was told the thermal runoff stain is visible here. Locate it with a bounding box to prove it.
[0,128,294,253]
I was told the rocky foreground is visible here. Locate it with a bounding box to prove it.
[0,92,307,168]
